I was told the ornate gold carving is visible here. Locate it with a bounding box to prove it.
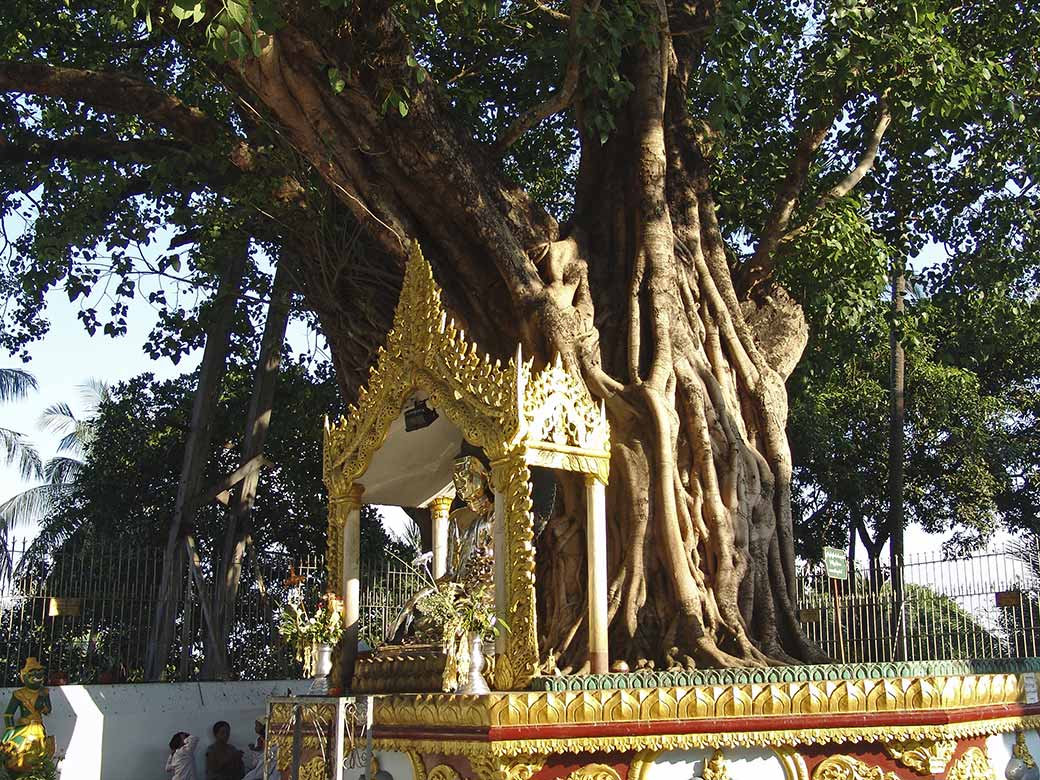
[298,757,326,780]
[812,756,901,780]
[882,738,957,775]
[776,747,809,780]
[408,751,428,780]
[522,354,610,484]
[565,764,622,780]
[1014,732,1037,768]
[704,749,730,780]
[490,453,539,690]
[354,644,447,694]
[947,747,995,780]
[429,765,463,780]
[629,751,661,780]
[323,242,611,689]
[372,673,1032,731]
[468,754,546,780]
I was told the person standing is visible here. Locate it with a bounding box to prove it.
[206,721,244,780]
[166,732,199,780]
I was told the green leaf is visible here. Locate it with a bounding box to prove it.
[328,67,346,94]
[398,98,409,117]
[225,0,248,25]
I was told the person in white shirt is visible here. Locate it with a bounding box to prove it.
[166,732,200,780]
[242,718,279,780]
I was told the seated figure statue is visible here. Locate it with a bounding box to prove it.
[2,657,54,774]
[386,455,495,644]
[447,455,494,587]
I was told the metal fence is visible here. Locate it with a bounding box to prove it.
[4,538,1040,686]
[798,542,1040,663]
[0,539,325,686]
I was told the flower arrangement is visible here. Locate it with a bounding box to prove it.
[278,593,344,674]
[389,549,506,691]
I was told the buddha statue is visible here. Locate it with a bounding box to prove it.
[385,455,495,645]
[448,455,494,587]
[2,657,55,774]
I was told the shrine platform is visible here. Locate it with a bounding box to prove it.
[270,659,1040,780]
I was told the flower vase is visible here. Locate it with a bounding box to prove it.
[459,633,490,695]
[308,643,333,695]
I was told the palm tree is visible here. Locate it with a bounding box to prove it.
[0,367,43,483]
[0,379,110,570]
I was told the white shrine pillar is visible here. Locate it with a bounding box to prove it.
[429,494,454,579]
[585,474,609,674]
[340,483,364,685]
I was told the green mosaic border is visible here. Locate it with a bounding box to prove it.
[529,658,1040,691]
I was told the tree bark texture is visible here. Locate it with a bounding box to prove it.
[145,241,248,680]
[203,263,293,679]
[229,1,830,668]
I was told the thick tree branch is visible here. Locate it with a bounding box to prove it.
[0,60,231,147]
[492,0,592,155]
[529,0,570,26]
[782,98,892,244]
[0,134,192,165]
[742,115,834,295]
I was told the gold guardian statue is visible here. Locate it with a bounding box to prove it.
[2,657,55,774]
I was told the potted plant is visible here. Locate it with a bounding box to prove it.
[414,580,503,694]
[278,592,345,693]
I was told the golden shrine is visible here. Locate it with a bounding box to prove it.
[267,243,1040,780]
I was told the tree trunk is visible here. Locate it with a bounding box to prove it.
[888,262,907,661]
[202,263,293,679]
[145,239,248,681]
[227,6,828,668]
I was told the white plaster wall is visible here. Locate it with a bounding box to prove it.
[0,679,309,780]
[988,731,1015,778]
[645,747,787,780]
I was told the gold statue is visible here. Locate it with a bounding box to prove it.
[448,456,494,586]
[2,657,55,774]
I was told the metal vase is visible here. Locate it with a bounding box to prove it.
[308,643,333,695]
[459,633,490,695]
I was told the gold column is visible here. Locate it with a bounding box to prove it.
[429,494,454,579]
[490,452,539,690]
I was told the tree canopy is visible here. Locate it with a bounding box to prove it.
[2,0,1038,674]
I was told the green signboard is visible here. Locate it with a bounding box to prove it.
[823,546,848,580]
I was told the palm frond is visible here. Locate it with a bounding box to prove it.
[43,456,82,486]
[0,426,43,481]
[0,483,69,533]
[79,378,111,416]
[0,368,38,403]
[39,402,77,436]
[394,514,425,558]
[17,517,83,574]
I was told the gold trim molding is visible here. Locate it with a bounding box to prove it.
[777,747,810,780]
[373,672,1026,730]
[372,714,1040,761]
